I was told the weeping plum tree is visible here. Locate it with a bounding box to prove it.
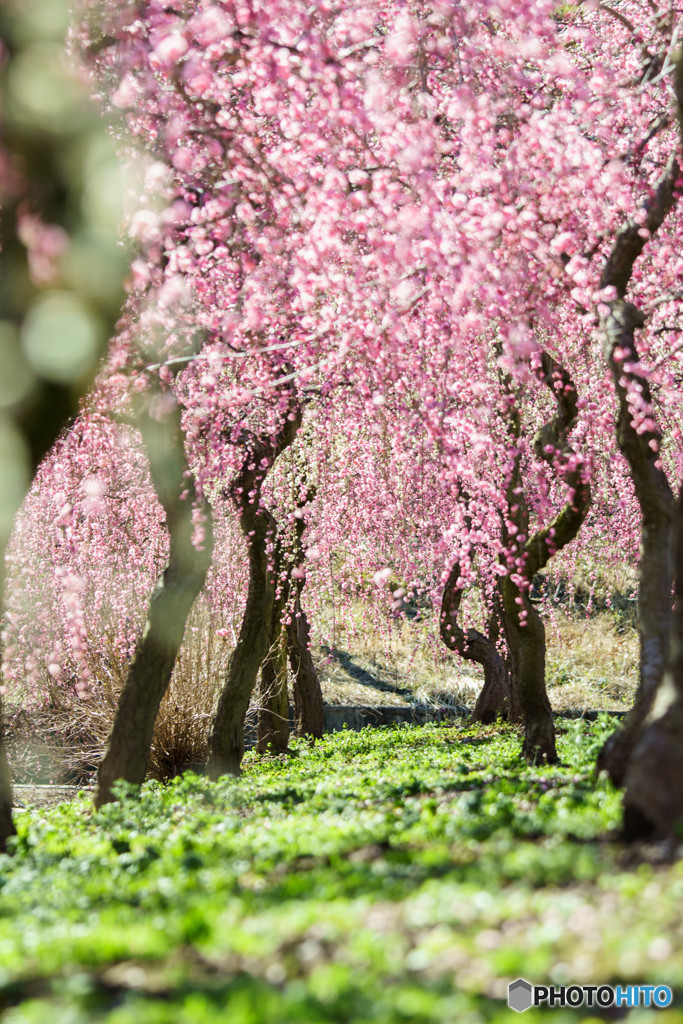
[596,61,683,786]
[40,0,683,838]
[440,351,590,762]
[439,477,518,726]
[500,353,591,763]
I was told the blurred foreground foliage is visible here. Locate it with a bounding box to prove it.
[1,721,683,1022]
[0,0,127,549]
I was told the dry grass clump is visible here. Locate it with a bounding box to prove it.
[5,600,233,784]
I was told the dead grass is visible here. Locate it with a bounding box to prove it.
[5,598,233,784]
[311,598,484,708]
[545,610,638,711]
[311,596,638,714]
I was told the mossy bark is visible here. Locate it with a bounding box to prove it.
[95,389,213,808]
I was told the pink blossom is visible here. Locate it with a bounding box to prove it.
[150,32,189,69]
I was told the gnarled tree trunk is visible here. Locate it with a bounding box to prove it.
[207,507,275,777]
[622,479,683,840]
[288,593,325,739]
[502,585,554,763]
[596,64,683,787]
[501,352,591,765]
[471,595,521,724]
[207,403,302,778]
[257,610,291,755]
[283,484,324,739]
[95,385,213,807]
[255,476,324,746]
[595,304,674,786]
[440,560,519,724]
[595,180,680,785]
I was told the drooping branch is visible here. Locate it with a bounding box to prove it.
[602,302,673,519]
[438,469,518,724]
[600,154,680,301]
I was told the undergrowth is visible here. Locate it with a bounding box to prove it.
[2,719,683,1022]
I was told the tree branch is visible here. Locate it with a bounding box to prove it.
[523,353,591,579]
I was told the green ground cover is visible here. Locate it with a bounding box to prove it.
[1,720,683,1023]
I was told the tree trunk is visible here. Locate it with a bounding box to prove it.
[257,621,291,754]
[472,594,521,723]
[95,389,213,808]
[0,539,15,848]
[502,584,557,763]
[471,666,511,724]
[593,62,683,783]
[622,482,683,840]
[500,351,590,765]
[207,505,276,777]
[258,476,324,744]
[0,741,13,853]
[471,649,521,724]
[596,300,675,785]
[207,402,302,778]
[439,560,519,724]
[288,595,325,739]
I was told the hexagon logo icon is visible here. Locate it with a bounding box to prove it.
[508,978,533,1012]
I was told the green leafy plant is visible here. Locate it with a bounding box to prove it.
[1,721,681,1023]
